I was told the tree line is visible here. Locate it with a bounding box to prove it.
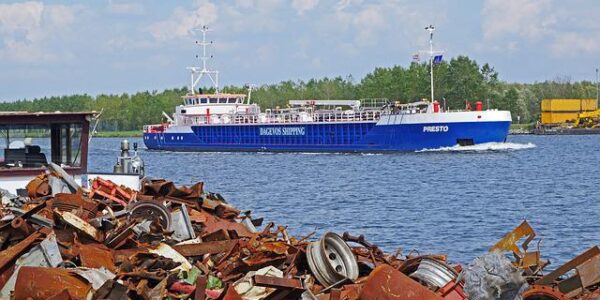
[1,56,598,131]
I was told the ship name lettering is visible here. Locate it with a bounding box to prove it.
[260,127,306,136]
[422,125,449,133]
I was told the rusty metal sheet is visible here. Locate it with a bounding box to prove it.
[77,242,116,272]
[189,209,254,238]
[359,264,444,300]
[252,274,304,290]
[537,246,600,286]
[46,288,73,300]
[340,284,361,300]
[203,229,231,241]
[222,285,243,300]
[576,252,600,288]
[14,266,91,300]
[173,239,238,257]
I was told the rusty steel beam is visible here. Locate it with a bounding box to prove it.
[173,239,238,257]
[252,275,304,290]
[0,231,42,270]
[536,246,600,286]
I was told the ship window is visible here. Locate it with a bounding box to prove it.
[228,98,237,103]
[0,123,83,170]
[194,98,199,105]
[200,98,207,104]
[209,98,218,104]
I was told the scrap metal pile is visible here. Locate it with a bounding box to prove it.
[0,171,598,299]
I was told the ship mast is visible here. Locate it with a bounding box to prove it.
[187,26,219,94]
[421,25,444,102]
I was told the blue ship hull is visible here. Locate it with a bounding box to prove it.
[143,120,511,152]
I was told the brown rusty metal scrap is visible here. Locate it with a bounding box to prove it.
[0,229,44,271]
[173,239,238,257]
[75,241,117,272]
[14,266,92,300]
[359,264,445,300]
[51,192,99,220]
[25,174,50,198]
[522,285,569,300]
[536,246,600,297]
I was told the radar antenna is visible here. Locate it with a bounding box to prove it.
[187,26,219,94]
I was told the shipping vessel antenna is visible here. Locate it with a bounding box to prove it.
[187,25,219,94]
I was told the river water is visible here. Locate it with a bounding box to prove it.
[89,135,600,266]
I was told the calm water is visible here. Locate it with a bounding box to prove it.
[89,135,600,266]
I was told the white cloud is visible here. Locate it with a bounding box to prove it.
[481,0,600,56]
[330,2,423,48]
[0,1,43,35]
[481,0,555,40]
[0,2,81,63]
[107,1,144,15]
[148,0,218,41]
[551,32,600,56]
[292,0,319,15]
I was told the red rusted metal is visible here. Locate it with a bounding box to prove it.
[438,280,467,300]
[76,242,117,272]
[194,275,207,300]
[0,230,42,270]
[536,246,600,292]
[46,288,73,300]
[221,285,243,300]
[173,239,238,257]
[51,192,99,220]
[522,285,569,300]
[252,275,304,290]
[14,266,91,300]
[359,264,444,300]
[25,174,50,198]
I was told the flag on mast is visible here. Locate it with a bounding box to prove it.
[433,55,443,65]
[412,53,420,63]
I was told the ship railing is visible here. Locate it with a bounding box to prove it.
[180,110,383,125]
[360,98,390,109]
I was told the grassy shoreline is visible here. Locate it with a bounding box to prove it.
[94,130,143,137]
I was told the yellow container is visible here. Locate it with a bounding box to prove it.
[541,112,579,124]
[541,99,597,112]
[581,99,598,111]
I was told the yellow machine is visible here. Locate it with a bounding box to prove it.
[574,109,600,128]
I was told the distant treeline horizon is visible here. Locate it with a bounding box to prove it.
[0,55,598,131]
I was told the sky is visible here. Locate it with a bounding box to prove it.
[0,0,599,101]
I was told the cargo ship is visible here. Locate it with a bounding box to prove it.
[143,26,511,152]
